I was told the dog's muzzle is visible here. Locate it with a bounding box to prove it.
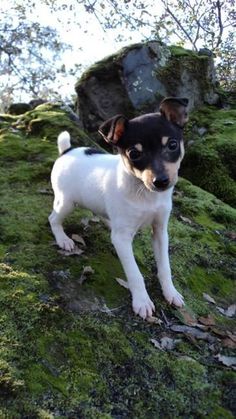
[152,175,170,191]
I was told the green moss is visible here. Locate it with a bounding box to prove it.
[0,104,235,417]
[156,48,212,96]
[182,107,236,206]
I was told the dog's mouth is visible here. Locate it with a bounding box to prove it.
[147,183,171,193]
[144,177,180,192]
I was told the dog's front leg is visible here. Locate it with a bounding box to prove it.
[111,229,155,319]
[152,212,184,307]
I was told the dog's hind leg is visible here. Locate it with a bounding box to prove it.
[49,196,75,251]
[152,212,184,307]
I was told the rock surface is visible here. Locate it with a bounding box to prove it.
[0,103,235,417]
[76,41,218,131]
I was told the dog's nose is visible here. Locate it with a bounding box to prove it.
[153,175,169,189]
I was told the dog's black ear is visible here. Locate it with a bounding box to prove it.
[98,115,128,144]
[159,97,189,127]
[160,97,189,108]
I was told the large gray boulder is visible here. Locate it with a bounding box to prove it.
[75,41,218,131]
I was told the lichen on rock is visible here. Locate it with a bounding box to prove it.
[76,41,219,132]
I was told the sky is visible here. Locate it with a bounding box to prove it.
[1,0,160,102]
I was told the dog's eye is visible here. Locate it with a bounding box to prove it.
[167,139,178,151]
[127,148,142,161]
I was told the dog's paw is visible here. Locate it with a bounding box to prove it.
[132,292,155,320]
[57,236,75,252]
[162,285,184,307]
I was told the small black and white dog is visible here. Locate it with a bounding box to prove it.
[49,97,189,319]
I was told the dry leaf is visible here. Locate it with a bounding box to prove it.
[222,338,236,349]
[198,314,216,326]
[150,338,163,351]
[225,231,236,240]
[90,216,100,223]
[160,337,176,350]
[170,324,216,343]
[78,266,94,285]
[216,304,236,318]
[216,306,225,315]
[215,354,236,368]
[203,293,216,304]
[72,234,86,247]
[116,278,129,289]
[58,246,84,257]
[211,327,227,338]
[146,316,163,325]
[224,304,236,318]
[178,307,197,326]
[226,331,236,343]
[80,217,90,227]
[180,215,192,225]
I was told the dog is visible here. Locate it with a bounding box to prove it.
[49,97,189,319]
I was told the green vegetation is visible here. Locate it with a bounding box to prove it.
[0,103,235,417]
[182,106,236,206]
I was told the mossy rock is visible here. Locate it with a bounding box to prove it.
[181,106,236,207]
[0,105,235,417]
[76,41,218,132]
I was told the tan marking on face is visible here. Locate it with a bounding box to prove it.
[162,136,169,146]
[164,159,181,186]
[134,143,143,152]
[141,168,156,191]
[180,140,185,159]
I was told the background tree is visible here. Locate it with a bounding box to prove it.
[76,0,235,89]
[0,0,235,109]
[0,5,70,110]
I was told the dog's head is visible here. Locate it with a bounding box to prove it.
[99,97,188,192]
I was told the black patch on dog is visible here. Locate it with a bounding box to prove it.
[61,146,74,156]
[118,114,182,171]
[84,148,105,156]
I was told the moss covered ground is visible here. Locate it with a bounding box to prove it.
[181,106,236,207]
[0,104,235,417]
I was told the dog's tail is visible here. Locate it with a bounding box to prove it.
[57,131,71,155]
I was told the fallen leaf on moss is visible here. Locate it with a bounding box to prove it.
[203,293,216,304]
[150,339,163,351]
[80,217,90,228]
[177,307,197,326]
[150,336,178,351]
[211,327,227,338]
[78,265,95,285]
[216,306,225,315]
[90,216,100,223]
[216,303,236,317]
[170,325,216,343]
[215,354,236,369]
[198,314,216,326]
[221,338,236,349]
[227,331,236,342]
[58,246,84,257]
[224,304,236,318]
[180,215,192,225]
[225,231,236,240]
[160,337,177,350]
[72,234,86,247]
[146,316,162,325]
